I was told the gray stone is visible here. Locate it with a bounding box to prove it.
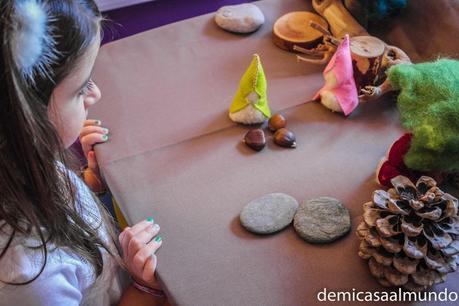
[294,197,351,243]
[215,4,265,34]
[240,193,299,234]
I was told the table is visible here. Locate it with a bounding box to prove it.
[90,0,459,305]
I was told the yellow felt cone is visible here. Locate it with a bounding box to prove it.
[229,54,271,124]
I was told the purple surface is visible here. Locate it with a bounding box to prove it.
[102,0,255,44]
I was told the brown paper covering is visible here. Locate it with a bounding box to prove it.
[90,0,459,304]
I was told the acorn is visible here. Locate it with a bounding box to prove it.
[243,129,266,151]
[268,113,287,132]
[273,128,296,148]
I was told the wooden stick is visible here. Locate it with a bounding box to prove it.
[308,20,331,36]
[358,80,394,102]
[293,45,324,55]
[296,53,331,65]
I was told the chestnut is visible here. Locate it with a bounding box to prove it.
[243,129,266,152]
[273,128,296,148]
[268,113,287,132]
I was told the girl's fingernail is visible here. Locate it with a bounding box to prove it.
[154,236,162,243]
[102,135,109,141]
[103,128,109,134]
[146,217,154,222]
[153,223,160,230]
[95,120,101,125]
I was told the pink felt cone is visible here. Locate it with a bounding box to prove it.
[313,35,359,116]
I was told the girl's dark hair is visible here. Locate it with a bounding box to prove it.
[0,0,116,284]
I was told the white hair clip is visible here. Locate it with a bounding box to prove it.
[11,0,58,82]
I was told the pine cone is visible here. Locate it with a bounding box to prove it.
[356,175,459,291]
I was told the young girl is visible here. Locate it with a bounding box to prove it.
[0,1,167,305]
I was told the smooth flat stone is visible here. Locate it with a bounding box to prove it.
[240,193,299,234]
[294,197,351,243]
[215,4,265,34]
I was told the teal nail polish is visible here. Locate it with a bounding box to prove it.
[146,217,154,222]
[95,120,101,125]
[102,135,108,141]
[154,236,162,242]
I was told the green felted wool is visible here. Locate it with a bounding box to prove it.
[388,59,459,172]
[229,54,271,118]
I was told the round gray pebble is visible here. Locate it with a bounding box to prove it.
[294,197,351,243]
[240,193,299,234]
[215,4,265,34]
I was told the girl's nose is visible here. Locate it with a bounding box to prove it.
[84,81,102,108]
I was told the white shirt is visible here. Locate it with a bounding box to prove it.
[0,169,129,306]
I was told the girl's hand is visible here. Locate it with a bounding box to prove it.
[119,218,163,289]
[79,119,109,192]
[82,150,105,193]
[80,119,109,157]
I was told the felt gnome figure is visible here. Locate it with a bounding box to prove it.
[313,35,359,116]
[371,59,459,187]
[229,54,271,124]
